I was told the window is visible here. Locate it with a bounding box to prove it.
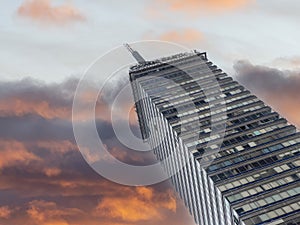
[241,191,250,198]
[265,197,274,204]
[266,211,277,219]
[259,214,269,221]
[254,131,261,135]
[257,199,267,207]
[248,142,257,147]
[275,209,284,216]
[291,203,300,210]
[283,206,293,213]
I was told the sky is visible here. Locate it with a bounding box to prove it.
[0,0,300,225]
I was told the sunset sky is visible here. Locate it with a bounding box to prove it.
[0,1,300,225]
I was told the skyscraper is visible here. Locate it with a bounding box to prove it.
[127,46,300,225]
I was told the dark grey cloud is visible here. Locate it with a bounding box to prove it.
[0,76,163,191]
[234,60,300,126]
[0,76,157,168]
[0,115,74,141]
[234,60,300,94]
[0,77,77,108]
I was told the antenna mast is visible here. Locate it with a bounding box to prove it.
[124,43,146,64]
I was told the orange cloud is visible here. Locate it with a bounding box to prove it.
[95,186,176,222]
[0,138,190,225]
[0,140,41,169]
[158,0,252,14]
[43,167,62,177]
[158,29,203,45]
[0,97,90,122]
[17,0,85,25]
[0,79,136,124]
[0,78,191,225]
[108,146,148,164]
[34,140,78,154]
[0,206,13,219]
[136,186,154,200]
[0,98,70,120]
[27,200,82,225]
[259,92,300,128]
[0,96,116,122]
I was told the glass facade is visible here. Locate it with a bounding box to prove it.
[129,50,300,225]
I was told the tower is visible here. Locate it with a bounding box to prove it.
[126,45,300,225]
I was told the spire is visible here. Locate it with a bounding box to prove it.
[124,43,146,64]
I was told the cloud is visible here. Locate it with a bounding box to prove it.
[0,78,78,120]
[17,0,85,25]
[0,115,74,142]
[0,206,13,219]
[34,140,78,154]
[0,77,194,225]
[234,60,300,127]
[144,29,203,48]
[0,99,69,120]
[0,140,41,170]
[0,77,152,166]
[95,186,176,223]
[0,77,132,123]
[153,0,253,15]
[27,200,82,225]
[3,60,297,225]
[43,167,62,177]
[272,56,300,70]
[0,78,74,120]
[159,29,203,45]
